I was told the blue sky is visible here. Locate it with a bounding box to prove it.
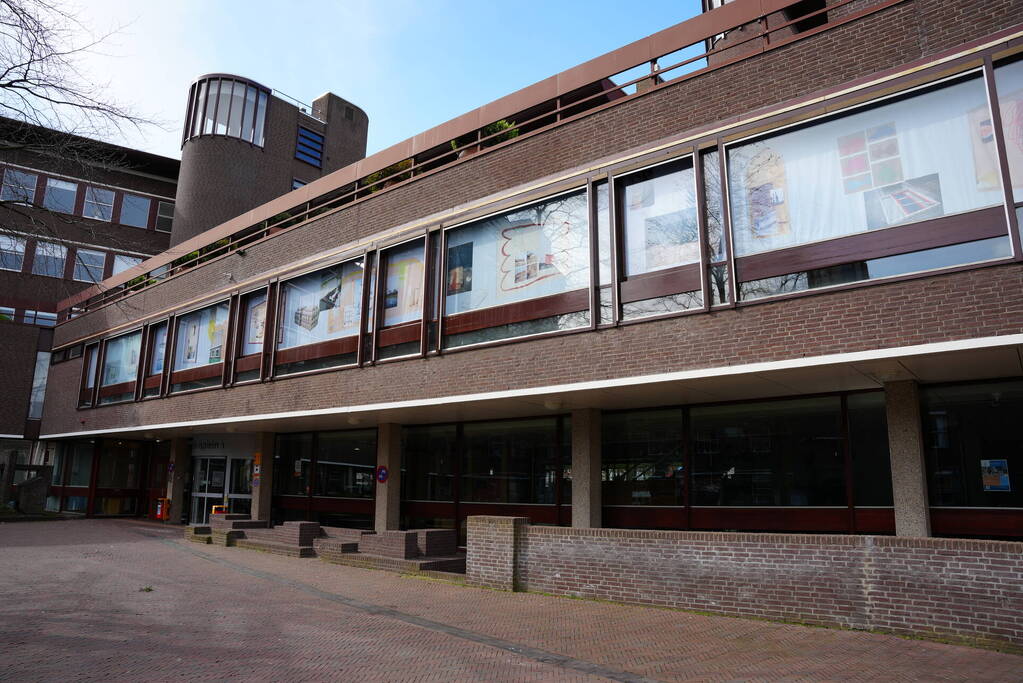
[75,0,704,160]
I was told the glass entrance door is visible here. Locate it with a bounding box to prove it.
[189,456,254,524]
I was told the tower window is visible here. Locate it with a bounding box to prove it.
[296,126,324,168]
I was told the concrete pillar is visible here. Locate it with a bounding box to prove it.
[374,423,402,532]
[251,432,275,522]
[884,380,931,537]
[571,409,602,528]
[165,438,191,524]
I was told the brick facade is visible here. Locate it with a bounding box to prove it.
[467,517,1023,648]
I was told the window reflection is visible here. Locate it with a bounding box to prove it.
[184,76,270,148]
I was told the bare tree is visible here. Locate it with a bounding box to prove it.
[0,0,162,304]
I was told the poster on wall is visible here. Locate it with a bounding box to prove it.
[184,322,199,363]
[863,173,943,229]
[280,263,363,349]
[447,242,473,294]
[207,313,225,364]
[644,209,699,270]
[981,459,1011,492]
[745,147,790,239]
[501,224,557,290]
[247,299,266,347]
[383,245,424,326]
[971,91,1023,192]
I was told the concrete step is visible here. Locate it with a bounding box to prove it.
[319,551,465,574]
[313,538,359,554]
[184,528,212,544]
[235,538,316,558]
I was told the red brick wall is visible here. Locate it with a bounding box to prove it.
[467,518,1023,648]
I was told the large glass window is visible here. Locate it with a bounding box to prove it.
[848,392,893,506]
[83,187,114,221]
[378,239,425,359]
[923,381,1023,509]
[42,178,77,214]
[66,442,93,487]
[444,190,590,346]
[96,442,141,488]
[73,248,105,283]
[274,433,312,496]
[461,418,560,504]
[314,430,376,498]
[296,126,324,167]
[31,241,66,278]
[239,290,268,357]
[602,409,685,506]
[119,194,151,228]
[100,331,141,404]
[620,159,699,275]
[79,344,98,407]
[1,169,36,203]
[277,259,364,374]
[993,59,1023,203]
[690,397,845,506]
[171,302,229,391]
[156,202,174,232]
[0,235,25,271]
[143,322,167,397]
[402,425,456,501]
[727,74,1001,257]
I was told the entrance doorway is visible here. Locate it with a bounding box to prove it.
[189,456,252,524]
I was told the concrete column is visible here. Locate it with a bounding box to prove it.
[571,409,602,528]
[251,432,275,522]
[884,380,931,537]
[374,423,402,532]
[165,438,191,524]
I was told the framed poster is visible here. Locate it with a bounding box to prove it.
[981,459,1011,492]
[246,300,266,346]
[184,322,199,363]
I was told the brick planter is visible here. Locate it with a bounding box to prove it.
[466,516,1023,648]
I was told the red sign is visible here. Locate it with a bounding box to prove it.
[375,465,389,483]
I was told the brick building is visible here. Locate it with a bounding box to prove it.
[34,0,1023,543]
[2,75,366,511]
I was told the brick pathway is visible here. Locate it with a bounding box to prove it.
[0,519,1020,682]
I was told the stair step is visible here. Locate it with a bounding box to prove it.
[313,538,359,553]
[319,551,465,574]
[235,538,315,558]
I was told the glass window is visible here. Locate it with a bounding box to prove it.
[848,392,893,506]
[227,81,246,138]
[202,79,219,135]
[0,306,14,322]
[172,302,230,374]
[215,79,232,135]
[461,418,560,504]
[83,187,114,221]
[379,239,425,358]
[155,202,174,232]
[314,430,377,498]
[0,235,25,271]
[239,290,268,357]
[73,248,105,283]
[993,59,1023,203]
[66,442,93,487]
[727,75,1001,258]
[96,442,141,488]
[120,194,151,228]
[191,80,207,138]
[28,351,50,419]
[443,190,592,345]
[292,178,307,190]
[147,322,167,376]
[254,91,268,147]
[690,397,845,506]
[402,425,456,502]
[23,310,56,327]
[602,409,685,506]
[42,178,77,214]
[702,149,726,262]
[32,241,67,278]
[620,158,699,276]
[112,254,143,276]
[278,259,363,359]
[923,381,1023,509]
[244,86,258,143]
[1,169,36,203]
[296,126,324,167]
[274,433,312,496]
[100,331,141,403]
[79,344,98,407]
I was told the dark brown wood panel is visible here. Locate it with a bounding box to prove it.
[97,381,134,399]
[854,508,895,534]
[274,336,358,365]
[736,207,1006,282]
[142,375,162,390]
[689,507,851,532]
[234,353,261,373]
[457,503,560,525]
[169,363,223,385]
[377,321,421,348]
[603,506,687,529]
[620,263,702,304]
[930,508,1022,539]
[444,290,589,336]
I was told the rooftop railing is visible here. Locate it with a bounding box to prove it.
[59,0,906,320]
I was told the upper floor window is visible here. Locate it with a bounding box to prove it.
[0,306,13,322]
[83,187,114,221]
[292,178,307,190]
[0,235,25,271]
[120,194,151,228]
[184,76,269,147]
[23,309,57,327]
[1,169,36,203]
[296,126,324,168]
[43,178,77,214]
[156,201,174,232]
[32,241,67,278]
[73,248,105,283]
[112,254,143,276]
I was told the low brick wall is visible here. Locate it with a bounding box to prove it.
[466,517,1023,648]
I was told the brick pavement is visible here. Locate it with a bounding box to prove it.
[1,519,1021,682]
